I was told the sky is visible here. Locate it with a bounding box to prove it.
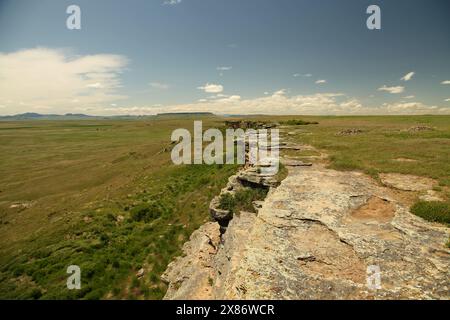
[0,0,449,115]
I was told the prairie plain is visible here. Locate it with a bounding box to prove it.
[0,115,449,299]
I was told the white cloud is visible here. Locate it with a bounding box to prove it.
[403,95,415,99]
[445,98,450,102]
[293,73,312,77]
[377,85,404,94]
[401,72,415,81]
[0,47,128,115]
[150,82,169,90]
[197,83,223,93]
[87,82,103,89]
[217,66,232,71]
[273,89,287,96]
[212,94,227,98]
[380,102,442,114]
[315,79,327,84]
[216,95,241,103]
[85,91,450,116]
[163,0,181,5]
[442,80,450,85]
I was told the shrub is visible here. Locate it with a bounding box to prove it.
[29,288,42,300]
[218,188,268,213]
[131,276,140,288]
[218,193,236,212]
[282,119,319,126]
[130,201,171,222]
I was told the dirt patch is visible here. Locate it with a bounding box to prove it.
[379,173,436,192]
[393,158,417,163]
[293,223,366,284]
[350,197,395,223]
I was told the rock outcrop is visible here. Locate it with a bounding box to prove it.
[162,164,450,300]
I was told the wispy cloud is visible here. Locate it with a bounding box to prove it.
[197,83,223,93]
[293,73,312,77]
[217,66,232,76]
[315,79,327,84]
[217,66,232,71]
[445,98,450,102]
[163,0,182,5]
[403,95,415,99]
[442,80,450,85]
[150,82,169,90]
[401,72,415,81]
[377,85,404,94]
[86,82,104,89]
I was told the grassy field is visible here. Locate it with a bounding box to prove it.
[0,115,449,299]
[0,117,238,299]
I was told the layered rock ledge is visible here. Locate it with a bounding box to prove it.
[162,162,449,299]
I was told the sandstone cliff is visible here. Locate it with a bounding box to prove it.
[162,129,449,299]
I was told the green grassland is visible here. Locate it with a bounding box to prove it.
[0,118,237,299]
[0,115,449,299]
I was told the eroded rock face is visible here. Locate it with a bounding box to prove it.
[379,173,436,192]
[161,222,221,300]
[163,165,449,300]
[237,167,279,188]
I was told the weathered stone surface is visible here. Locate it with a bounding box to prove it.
[136,268,145,278]
[237,167,279,187]
[379,173,436,192]
[252,201,264,211]
[163,164,449,300]
[408,126,434,132]
[161,222,221,300]
[419,190,445,202]
[336,128,363,136]
[209,195,232,222]
[281,159,312,167]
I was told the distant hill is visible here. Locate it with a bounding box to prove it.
[0,113,99,120]
[156,112,216,118]
[0,112,219,121]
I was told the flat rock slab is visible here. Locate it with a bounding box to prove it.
[281,159,312,167]
[379,173,436,192]
[163,166,449,300]
[419,190,445,202]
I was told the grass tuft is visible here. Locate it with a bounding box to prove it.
[410,201,450,224]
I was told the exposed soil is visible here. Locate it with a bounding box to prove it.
[350,197,395,223]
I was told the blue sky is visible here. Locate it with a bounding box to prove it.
[0,0,449,115]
